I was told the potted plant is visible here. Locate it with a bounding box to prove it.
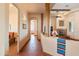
[58,34,64,38]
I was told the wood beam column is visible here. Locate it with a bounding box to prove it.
[41,13,43,32]
[45,3,50,36]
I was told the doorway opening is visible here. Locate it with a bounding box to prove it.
[30,19,37,36]
[30,19,38,43]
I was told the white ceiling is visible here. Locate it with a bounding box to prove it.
[53,3,79,9]
[51,3,79,16]
[15,3,45,13]
[15,3,79,15]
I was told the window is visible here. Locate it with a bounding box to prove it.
[69,22,73,32]
[69,22,71,32]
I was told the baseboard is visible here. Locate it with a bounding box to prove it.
[43,49,53,56]
[5,49,9,56]
[66,36,79,41]
[19,38,30,52]
[19,35,30,52]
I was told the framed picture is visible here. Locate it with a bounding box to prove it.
[59,20,64,26]
[22,24,26,29]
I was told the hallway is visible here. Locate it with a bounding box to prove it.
[1,3,79,56]
[18,35,51,56]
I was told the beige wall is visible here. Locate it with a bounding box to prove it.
[43,14,50,36]
[50,16,56,30]
[20,11,28,40]
[43,13,49,35]
[65,10,79,40]
[0,4,9,55]
[9,4,20,54]
[19,10,30,51]
[43,14,46,33]
[9,4,18,32]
